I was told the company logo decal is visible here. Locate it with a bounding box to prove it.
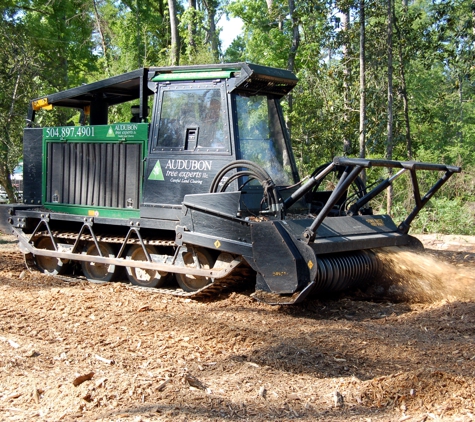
[106,126,115,137]
[149,160,165,181]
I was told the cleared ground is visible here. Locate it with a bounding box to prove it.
[1,233,475,422]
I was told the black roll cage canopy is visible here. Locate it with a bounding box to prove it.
[27,63,298,126]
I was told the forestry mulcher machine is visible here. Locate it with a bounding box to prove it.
[0,63,461,304]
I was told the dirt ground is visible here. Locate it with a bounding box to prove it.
[1,233,475,422]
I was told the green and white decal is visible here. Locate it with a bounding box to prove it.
[148,160,165,181]
[43,123,149,141]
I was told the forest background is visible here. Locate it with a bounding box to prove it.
[0,0,474,234]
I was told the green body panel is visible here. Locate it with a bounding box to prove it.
[41,123,149,214]
[152,70,238,82]
[43,203,140,219]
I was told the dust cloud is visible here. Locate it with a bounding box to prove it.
[373,247,475,302]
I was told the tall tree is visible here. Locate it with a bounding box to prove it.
[0,11,37,201]
[202,0,220,61]
[287,0,300,73]
[92,0,111,75]
[286,0,300,137]
[339,1,352,155]
[187,0,198,58]
[386,0,394,214]
[168,0,180,65]
[393,6,412,159]
[358,0,366,163]
[0,1,97,200]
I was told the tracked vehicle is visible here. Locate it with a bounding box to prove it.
[0,63,461,304]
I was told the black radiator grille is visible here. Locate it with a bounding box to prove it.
[47,142,141,209]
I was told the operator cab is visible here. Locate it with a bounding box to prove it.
[142,63,300,219]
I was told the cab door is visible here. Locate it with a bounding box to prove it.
[141,82,234,220]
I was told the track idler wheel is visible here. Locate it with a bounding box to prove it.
[27,237,70,275]
[125,245,171,288]
[81,242,118,283]
[176,247,215,292]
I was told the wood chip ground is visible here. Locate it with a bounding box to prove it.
[1,234,475,421]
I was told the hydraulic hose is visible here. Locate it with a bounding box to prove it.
[210,160,281,214]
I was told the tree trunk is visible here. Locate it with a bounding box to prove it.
[202,0,219,62]
[287,0,300,73]
[208,3,219,61]
[394,8,412,159]
[52,2,69,89]
[458,73,463,144]
[287,0,300,138]
[92,0,110,75]
[341,6,352,156]
[136,0,142,68]
[188,0,197,58]
[386,0,394,215]
[266,0,273,13]
[210,1,220,62]
[473,0,475,48]
[0,72,21,203]
[168,0,180,65]
[359,0,367,184]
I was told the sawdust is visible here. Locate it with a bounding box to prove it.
[375,247,475,302]
[1,234,475,421]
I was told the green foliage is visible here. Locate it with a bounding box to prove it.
[0,9,39,200]
[225,0,475,236]
[92,0,172,73]
[290,68,348,174]
[20,0,98,89]
[1,0,474,234]
[225,0,303,67]
[392,198,475,236]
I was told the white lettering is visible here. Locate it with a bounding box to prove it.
[165,160,212,171]
[116,124,138,131]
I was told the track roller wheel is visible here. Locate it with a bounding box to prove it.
[176,247,215,292]
[81,242,117,283]
[29,237,69,275]
[125,245,170,288]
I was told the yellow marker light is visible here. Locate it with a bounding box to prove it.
[32,98,53,111]
[308,260,314,270]
[214,240,221,248]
